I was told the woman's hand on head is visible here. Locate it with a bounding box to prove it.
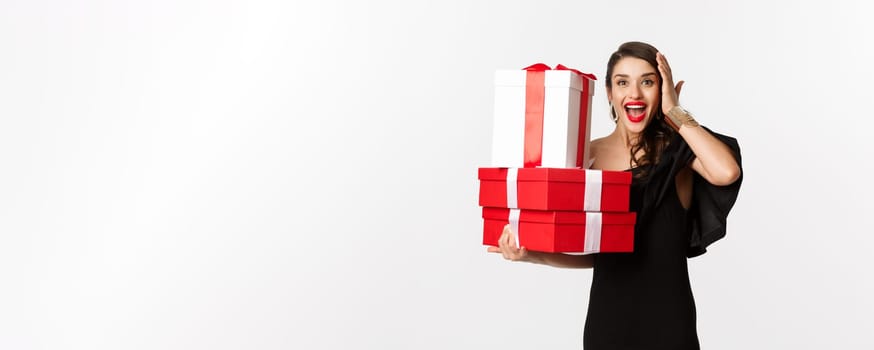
[486,224,531,262]
[657,51,684,114]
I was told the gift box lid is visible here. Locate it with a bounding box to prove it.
[477,167,631,185]
[481,207,637,225]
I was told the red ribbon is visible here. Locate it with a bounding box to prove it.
[523,63,549,167]
[521,63,597,168]
[554,64,597,81]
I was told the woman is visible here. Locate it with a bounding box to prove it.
[488,41,743,349]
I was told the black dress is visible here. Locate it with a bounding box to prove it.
[583,129,743,350]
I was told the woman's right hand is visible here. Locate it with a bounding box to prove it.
[486,224,531,262]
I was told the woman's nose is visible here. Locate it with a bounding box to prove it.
[629,84,642,98]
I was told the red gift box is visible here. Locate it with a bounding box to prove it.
[478,167,632,212]
[481,207,636,253]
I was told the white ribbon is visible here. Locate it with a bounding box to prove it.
[502,168,521,248]
[584,212,602,253]
[509,209,521,248]
[506,167,519,208]
[583,169,602,211]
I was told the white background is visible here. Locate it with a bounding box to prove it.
[1,1,872,349]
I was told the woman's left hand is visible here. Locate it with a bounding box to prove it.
[657,51,684,114]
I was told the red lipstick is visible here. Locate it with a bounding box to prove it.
[624,101,646,123]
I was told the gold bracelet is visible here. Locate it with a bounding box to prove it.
[666,105,700,130]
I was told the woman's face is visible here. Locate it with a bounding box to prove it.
[607,57,661,134]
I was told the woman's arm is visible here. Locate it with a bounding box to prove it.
[487,224,594,269]
[679,125,741,186]
[657,52,741,186]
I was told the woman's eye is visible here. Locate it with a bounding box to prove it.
[642,79,654,86]
[616,80,627,86]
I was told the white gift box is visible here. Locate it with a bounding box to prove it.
[490,64,595,169]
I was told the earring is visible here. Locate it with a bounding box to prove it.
[609,102,618,123]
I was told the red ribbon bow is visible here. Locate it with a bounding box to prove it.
[554,64,597,81]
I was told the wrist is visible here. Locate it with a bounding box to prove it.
[524,250,544,264]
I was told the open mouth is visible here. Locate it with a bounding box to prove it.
[624,102,646,123]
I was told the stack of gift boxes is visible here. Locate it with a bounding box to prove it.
[478,63,637,254]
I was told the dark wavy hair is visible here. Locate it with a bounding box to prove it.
[605,41,676,177]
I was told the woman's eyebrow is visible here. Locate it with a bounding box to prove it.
[612,72,658,79]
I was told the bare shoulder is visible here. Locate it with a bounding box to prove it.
[588,136,611,169]
[589,136,609,155]
[589,137,607,159]
[590,136,608,147]
[588,134,630,171]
